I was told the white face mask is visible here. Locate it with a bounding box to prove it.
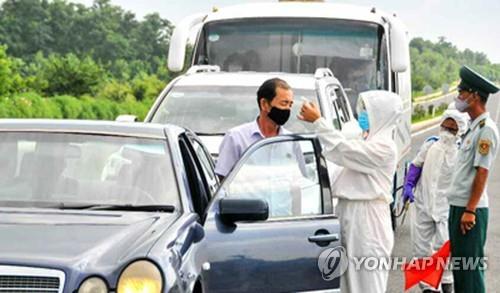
[454,97,469,112]
[439,129,457,145]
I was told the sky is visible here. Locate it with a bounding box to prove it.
[72,0,500,63]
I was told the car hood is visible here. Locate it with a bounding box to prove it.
[0,208,178,269]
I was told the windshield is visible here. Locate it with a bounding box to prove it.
[194,18,388,103]
[0,132,179,209]
[151,86,319,134]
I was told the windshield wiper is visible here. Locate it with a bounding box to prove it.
[57,203,176,213]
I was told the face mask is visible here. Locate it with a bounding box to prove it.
[268,106,291,126]
[439,129,457,145]
[358,111,370,131]
[454,96,470,112]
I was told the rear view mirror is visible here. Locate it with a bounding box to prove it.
[389,16,410,73]
[219,198,269,223]
[168,13,206,72]
[341,120,362,140]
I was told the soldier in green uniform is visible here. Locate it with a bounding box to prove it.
[447,65,499,293]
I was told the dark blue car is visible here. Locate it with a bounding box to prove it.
[0,119,341,293]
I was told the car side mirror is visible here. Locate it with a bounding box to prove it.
[341,120,363,140]
[219,198,269,223]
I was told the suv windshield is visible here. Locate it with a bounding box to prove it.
[194,18,388,101]
[0,132,179,209]
[150,85,319,134]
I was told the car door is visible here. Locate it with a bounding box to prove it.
[201,135,341,292]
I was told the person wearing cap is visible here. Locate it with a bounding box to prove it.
[402,107,469,293]
[447,65,499,293]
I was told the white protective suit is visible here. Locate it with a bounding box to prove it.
[312,90,403,293]
[411,109,469,290]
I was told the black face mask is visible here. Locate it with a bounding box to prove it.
[268,106,291,126]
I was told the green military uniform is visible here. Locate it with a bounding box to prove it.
[447,66,500,293]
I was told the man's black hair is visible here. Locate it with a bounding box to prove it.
[478,93,489,104]
[257,78,291,109]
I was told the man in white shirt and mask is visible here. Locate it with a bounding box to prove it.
[402,108,469,293]
[299,90,402,293]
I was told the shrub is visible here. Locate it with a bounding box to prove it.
[96,79,136,103]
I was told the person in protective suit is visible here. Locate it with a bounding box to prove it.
[403,108,469,293]
[299,90,402,293]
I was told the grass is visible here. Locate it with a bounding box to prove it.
[411,108,446,124]
[413,81,459,103]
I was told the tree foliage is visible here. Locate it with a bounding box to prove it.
[410,37,499,93]
[0,0,498,120]
[25,52,105,96]
[0,0,173,64]
[0,45,25,96]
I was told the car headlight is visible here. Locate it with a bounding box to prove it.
[117,260,163,293]
[78,277,108,293]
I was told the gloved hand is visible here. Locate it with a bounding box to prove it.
[402,163,422,203]
[402,185,415,203]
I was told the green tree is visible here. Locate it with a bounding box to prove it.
[25,53,105,96]
[0,0,173,66]
[0,45,25,96]
[131,73,164,101]
[96,79,135,103]
[409,37,498,93]
[0,0,53,58]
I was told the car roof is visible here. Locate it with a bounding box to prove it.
[0,119,184,139]
[205,2,388,25]
[173,71,335,90]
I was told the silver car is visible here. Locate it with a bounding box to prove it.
[145,66,360,158]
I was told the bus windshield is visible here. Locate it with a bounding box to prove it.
[194,18,388,100]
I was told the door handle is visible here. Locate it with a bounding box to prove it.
[308,233,339,243]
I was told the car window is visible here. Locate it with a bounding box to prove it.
[179,138,210,217]
[335,87,351,122]
[327,87,342,130]
[328,86,350,129]
[191,139,218,196]
[224,140,322,219]
[0,132,179,208]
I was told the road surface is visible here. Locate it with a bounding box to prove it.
[388,92,500,292]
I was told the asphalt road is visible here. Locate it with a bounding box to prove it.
[387,92,500,293]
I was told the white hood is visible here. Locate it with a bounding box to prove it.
[358,90,403,140]
[442,107,470,136]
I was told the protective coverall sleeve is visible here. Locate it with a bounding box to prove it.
[312,118,395,174]
[411,140,435,167]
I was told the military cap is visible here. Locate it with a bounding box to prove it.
[458,65,499,98]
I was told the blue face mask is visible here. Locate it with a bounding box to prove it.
[358,111,370,131]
